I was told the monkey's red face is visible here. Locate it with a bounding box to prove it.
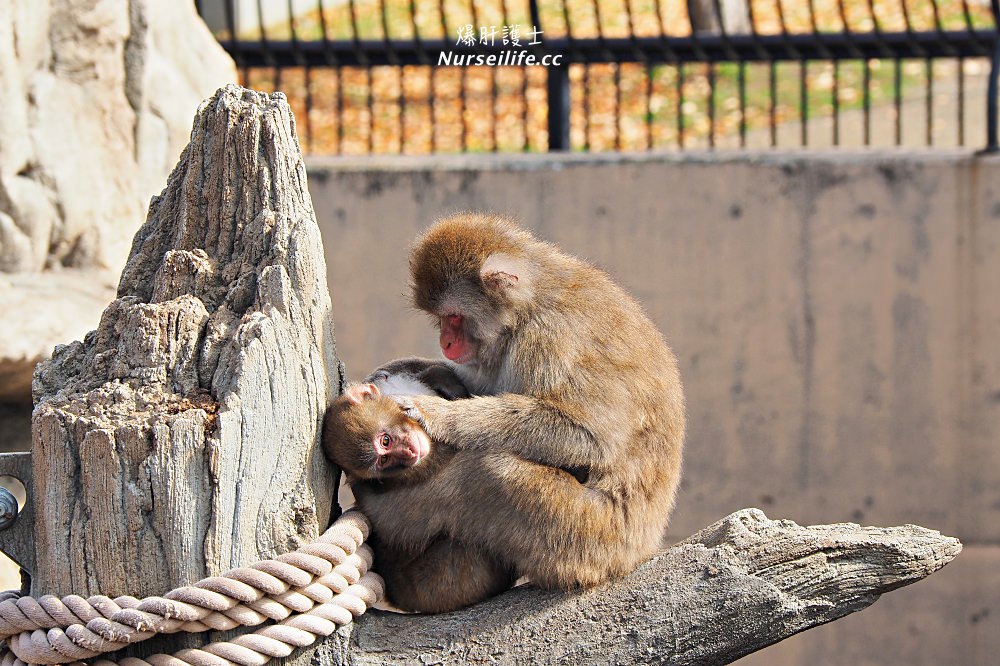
[439,314,478,364]
[411,215,537,367]
[372,424,430,473]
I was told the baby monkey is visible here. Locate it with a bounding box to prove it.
[323,358,515,613]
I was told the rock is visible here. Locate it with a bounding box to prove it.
[0,1,236,404]
[0,269,117,404]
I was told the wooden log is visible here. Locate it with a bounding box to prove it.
[335,508,961,665]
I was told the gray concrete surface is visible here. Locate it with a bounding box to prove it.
[307,150,1000,665]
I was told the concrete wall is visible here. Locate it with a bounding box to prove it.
[307,151,1000,665]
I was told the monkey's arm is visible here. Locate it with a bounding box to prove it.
[364,357,447,381]
[365,357,470,400]
[402,394,603,469]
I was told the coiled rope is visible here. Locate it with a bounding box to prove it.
[0,511,384,666]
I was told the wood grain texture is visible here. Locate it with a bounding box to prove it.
[334,508,960,665]
[30,86,342,610]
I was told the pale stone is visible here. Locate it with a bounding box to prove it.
[0,269,117,403]
[0,0,236,405]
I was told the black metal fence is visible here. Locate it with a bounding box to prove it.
[195,0,999,153]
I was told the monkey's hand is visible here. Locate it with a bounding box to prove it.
[391,394,433,432]
[391,395,454,442]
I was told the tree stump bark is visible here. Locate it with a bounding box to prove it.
[28,83,341,612]
[0,85,961,666]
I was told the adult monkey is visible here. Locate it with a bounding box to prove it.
[356,212,685,592]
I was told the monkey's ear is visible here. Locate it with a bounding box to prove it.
[481,253,533,299]
[344,383,381,405]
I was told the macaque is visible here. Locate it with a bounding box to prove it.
[369,212,686,592]
[323,359,515,613]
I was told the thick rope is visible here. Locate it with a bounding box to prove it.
[0,511,384,666]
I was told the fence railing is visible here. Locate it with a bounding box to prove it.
[196,0,999,153]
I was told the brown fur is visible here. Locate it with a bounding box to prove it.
[322,360,515,612]
[364,212,686,592]
[324,391,444,485]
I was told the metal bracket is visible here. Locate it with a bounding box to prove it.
[0,452,34,578]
